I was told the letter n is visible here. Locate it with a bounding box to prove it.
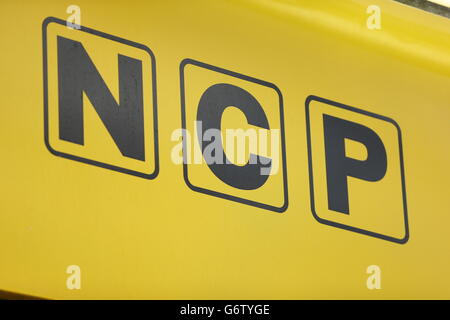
[57,36,145,160]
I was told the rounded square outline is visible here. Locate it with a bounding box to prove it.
[179,58,289,213]
[42,17,159,179]
[305,95,409,244]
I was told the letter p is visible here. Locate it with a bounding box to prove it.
[323,114,387,214]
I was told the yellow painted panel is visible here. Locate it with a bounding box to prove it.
[0,0,449,299]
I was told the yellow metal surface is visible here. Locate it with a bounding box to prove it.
[0,0,449,299]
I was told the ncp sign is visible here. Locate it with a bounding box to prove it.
[43,17,408,243]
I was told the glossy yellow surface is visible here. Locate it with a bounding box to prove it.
[0,0,449,299]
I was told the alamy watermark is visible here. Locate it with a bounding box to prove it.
[171,121,280,176]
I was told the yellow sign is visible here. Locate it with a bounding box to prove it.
[44,17,158,178]
[180,59,288,212]
[0,0,449,300]
[306,95,408,243]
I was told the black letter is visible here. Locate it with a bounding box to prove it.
[196,83,271,190]
[323,114,387,214]
[57,36,145,160]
